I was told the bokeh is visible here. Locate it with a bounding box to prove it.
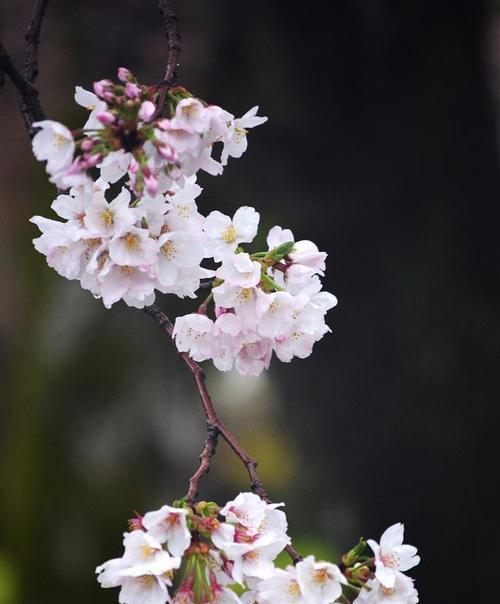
[1,1,499,602]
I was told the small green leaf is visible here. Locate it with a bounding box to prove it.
[265,241,294,263]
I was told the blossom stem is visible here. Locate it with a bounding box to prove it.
[143,303,303,564]
[260,272,284,292]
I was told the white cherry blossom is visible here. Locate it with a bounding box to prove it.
[257,566,308,604]
[223,531,290,585]
[213,283,269,328]
[30,216,86,280]
[142,505,191,557]
[155,230,205,288]
[172,98,211,133]
[75,86,107,130]
[173,314,215,362]
[98,149,132,184]
[32,120,75,173]
[220,492,269,529]
[367,524,420,589]
[109,227,158,267]
[296,555,346,604]
[205,207,260,261]
[121,531,179,577]
[234,336,274,377]
[353,573,419,604]
[216,253,262,288]
[221,107,268,165]
[256,291,295,338]
[84,188,135,238]
[98,264,156,309]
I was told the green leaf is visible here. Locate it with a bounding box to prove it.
[265,241,294,263]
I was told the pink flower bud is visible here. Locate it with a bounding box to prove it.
[83,154,100,169]
[144,173,158,196]
[139,100,156,122]
[124,82,141,99]
[67,157,83,175]
[93,79,112,99]
[158,144,178,162]
[117,67,132,82]
[81,138,95,151]
[157,118,171,131]
[96,111,116,125]
[127,514,144,531]
[129,157,140,174]
[215,305,227,318]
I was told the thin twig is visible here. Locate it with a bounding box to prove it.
[24,0,50,84]
[155,0,181,117]
[143,303,303,564]
[0,40,45,132]
[187,421,219,502]
[0,0,49,134]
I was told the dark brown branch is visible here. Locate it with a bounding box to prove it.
[187,421,219,502]
[158,0,181,88]
[143,303,303,564]
[0,40,45,132]
[24,0,50,84]
[0,0,49,134]
[155,0,181,117]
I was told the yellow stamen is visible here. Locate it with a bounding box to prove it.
[123,232,139,250]
[100,209,114,226]
[287,580,301,596]
[161,240,176,260]
[314,568,329,584]
[221,224,237,243]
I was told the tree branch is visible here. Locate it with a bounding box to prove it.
[143,303,303,564]
[24,0,50,84]
[0,40,45,133]
[155,0,181,118]
[0,0,49,134]
[158,0,181,88]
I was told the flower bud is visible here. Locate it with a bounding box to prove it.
[139,100,156,122]
[129,157,140,174]
[117,67,132,82]
[96,111,116,125]
[342,538,367,568]
[67,157,83,175]
[81,138,95,151]
[125,82,141,99]
[127,513,144,531]
[93,79,113,99]
[83,153,100,169]
[144,173,158,196]
[158,144,178,162]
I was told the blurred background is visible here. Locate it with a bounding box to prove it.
[1,0,499,602]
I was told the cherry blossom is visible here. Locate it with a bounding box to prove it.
[142,505,191,557]
[296,555,347,604]
[205,207,260,261]
[367,524,420,589]
[353,573,419,604]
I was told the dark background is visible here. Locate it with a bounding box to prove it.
[1,1,499,602]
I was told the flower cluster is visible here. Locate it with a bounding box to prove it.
[96,492,419,604]
[29,67,338,375]
[173,214,337,376]
[32,67,266,195]
[30,177,211,308]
